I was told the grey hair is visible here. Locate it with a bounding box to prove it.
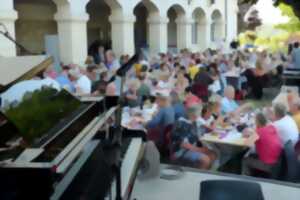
[274,103,287,118]
[186,105,201,116]
[255,112,268,127]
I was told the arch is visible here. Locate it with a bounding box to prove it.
[86,0,112,53]
[192,7,207,49]
[167,4,186,52]
[167,4,186,18]
[192,7,206,23]
[133,0,160,52]
[211,9,222,21]
[14,0,58,55]
[210,9,224,42]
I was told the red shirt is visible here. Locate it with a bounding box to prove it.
[256,125,282,165]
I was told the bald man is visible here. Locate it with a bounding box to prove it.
[221,85,252,115]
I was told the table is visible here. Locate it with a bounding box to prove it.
[121,105,157,131]
[200,112,256,167]
[201,132,252,148]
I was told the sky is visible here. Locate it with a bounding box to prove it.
[255,0,289,25]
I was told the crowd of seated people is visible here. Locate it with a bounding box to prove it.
[13,43,300,174]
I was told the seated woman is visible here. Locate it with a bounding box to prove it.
[184,86,202,108]
[171,106,216,169]
[242,112,283,176]
[174,70,189,98]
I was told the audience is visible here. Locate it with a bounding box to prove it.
[291,42,300,69]
[184,86,202,108]
[243,112,282,175]
[288,96,300,133]
[68,67,92,95]
[146,91,175,145]
[22,42,299,174]
[272,103,299,146]
[171,106,216,169]
[55,65,75,92]
[170,91,186,120]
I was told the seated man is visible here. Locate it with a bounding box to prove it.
[272,103,299,146]
[242,112,283,176]
[171,106,216,169]
[221,85,251,115]
[146,91,175,145]
[69,68,92,95]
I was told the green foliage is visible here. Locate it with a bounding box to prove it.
[275,3,300,32]
[239,32,289,52]
[3,88,81,144]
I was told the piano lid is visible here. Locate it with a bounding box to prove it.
[0,55,53,92]
[0,85,82,146]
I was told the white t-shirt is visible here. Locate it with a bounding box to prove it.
[76,75,91,94]
[273,115,299,146]
[197,116,214,127]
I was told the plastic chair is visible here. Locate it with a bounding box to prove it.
[200,180,264,200]
[283,140,300,182]
[250,153,283,180]
[295,140,300,159]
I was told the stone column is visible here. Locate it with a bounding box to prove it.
[148,16,169,55]
[109,14,135,57]
[54,0,89,65]
[0,0,18,57]
[227,2,239,43]
[198,20,211,51]
[176,17,193,51]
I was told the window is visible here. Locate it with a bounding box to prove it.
[211,22,216,42]
[192,22,198,44]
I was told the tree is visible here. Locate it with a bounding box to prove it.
[274,0,300,19]
[275,3,300,33]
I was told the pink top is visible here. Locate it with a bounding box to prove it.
[184,94,202,108]
[256,125,282,165]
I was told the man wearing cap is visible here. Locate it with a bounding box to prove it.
[146,90,175,145]
[171,106,216,169]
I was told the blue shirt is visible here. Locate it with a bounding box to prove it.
[146,106,175,129]
[292,48,300,68]
[221,97,239,114]
[56,74,75,93]
[173,103,186,120]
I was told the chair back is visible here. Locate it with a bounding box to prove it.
[283,140,300,182]
[200,180,264,200]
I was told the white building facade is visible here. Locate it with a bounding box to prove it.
[0,0,238,65]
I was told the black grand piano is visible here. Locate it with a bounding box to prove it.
[0,56,144,200]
